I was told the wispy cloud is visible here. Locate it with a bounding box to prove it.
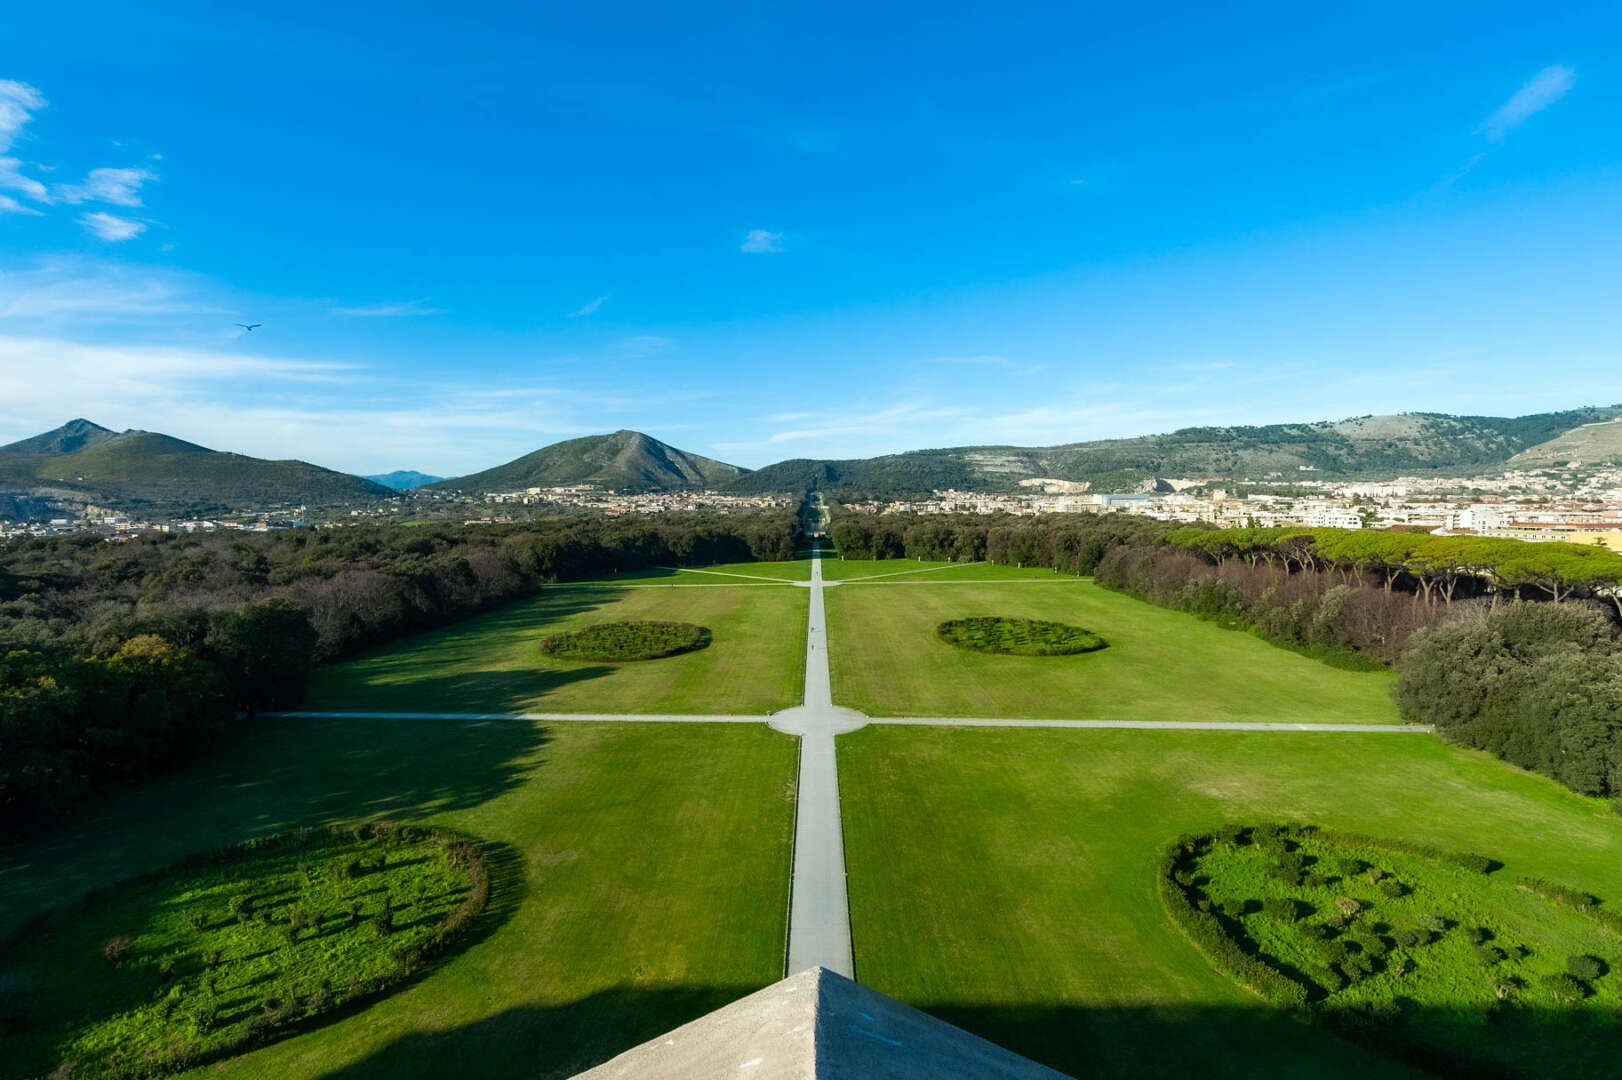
[0,192,41,215]
[0,78,161,228]
[330,299,445,317]
[0,157,47,201]
[740,229,784,254]
[1480,65,1575,141]
[55,167,157,207]
[77,211,146,242]
[0,80,44,153]
[0,257,225,322]
[566,294,608,318]
[611,334,675,359]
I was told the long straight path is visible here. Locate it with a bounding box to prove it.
[768,544,865,979]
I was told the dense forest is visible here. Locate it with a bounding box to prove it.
[0,511,802,826]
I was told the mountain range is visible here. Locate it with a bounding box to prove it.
[727,407,1622,496]
[364,470,445,490]
[4,406,1621,520]
[0,420,389,518]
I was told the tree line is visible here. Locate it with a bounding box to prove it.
[0,511,802,827]
[827,511,1171,574]
[1098,526,1622,799]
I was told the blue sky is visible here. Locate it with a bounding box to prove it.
[1,2,1620,476]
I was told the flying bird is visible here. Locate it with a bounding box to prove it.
[237,323,262,332]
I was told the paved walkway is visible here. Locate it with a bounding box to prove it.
[767,546,867,979]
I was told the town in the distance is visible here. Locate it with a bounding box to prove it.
[5,406,1621,549]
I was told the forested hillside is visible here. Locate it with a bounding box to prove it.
[0,420,390,517]
[430,430,746,493]
[728,407,1622,497]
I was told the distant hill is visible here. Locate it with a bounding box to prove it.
[429,430,747,493]
[1508,417,1622,468]
[0,420,391,517]
[364,470,444,490]
[726,407,1622,497]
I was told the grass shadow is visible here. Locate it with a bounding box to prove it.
[0,711,556,933]
[301,994,1622,1080]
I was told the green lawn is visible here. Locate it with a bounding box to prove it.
[0,716,797,1080]
[826,581,1402,722]
[305,584,807,714]
[839,726,1622,1079]
[819,558,1075,582]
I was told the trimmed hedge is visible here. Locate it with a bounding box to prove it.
[935,616,1107,657]
[538,620,711,662]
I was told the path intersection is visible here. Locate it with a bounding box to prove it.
[278,540,1430,980]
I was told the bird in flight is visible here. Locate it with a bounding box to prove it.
[237,323,262,332]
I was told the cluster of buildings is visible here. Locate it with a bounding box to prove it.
[478,485,792,515]
[848,463,1622,551]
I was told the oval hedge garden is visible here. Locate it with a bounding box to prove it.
[935,616,1107,657]
[539,620,712,662]
[1160,822,1622,1078]
[0,823,490,1080]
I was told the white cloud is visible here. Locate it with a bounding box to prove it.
[0,335,673,475]
[330,299,445,317]
[0,157,47,201]
[77,211,146,242]
[0,258,224,321]
[566,294,608,318]
[0,80,44,154]
[1481,65,1575,140]
[0,193,41,215]
[740,229,784,253]
[55,167,157,207]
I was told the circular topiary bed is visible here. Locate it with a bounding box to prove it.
[539,620,711,662]
[0,823,491,1080]
[935,616,1106,656]
[1159,822,1622,1078]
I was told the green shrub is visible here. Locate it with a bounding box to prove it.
[1475,944,1504,966]
[1541,972,1586,1001]
[935,617,1107,657]
[1566,954,1604,980]
[1380,879,1405,899]
[1220,898,1247,920]
[1263,898,1300,922]
[539,621,711,662]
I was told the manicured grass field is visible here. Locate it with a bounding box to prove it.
[839,726,1622,1079]
[826,581,1402,722]
[305,584,807,714]
[0,717,797,1080]
[819,558,1074,581]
